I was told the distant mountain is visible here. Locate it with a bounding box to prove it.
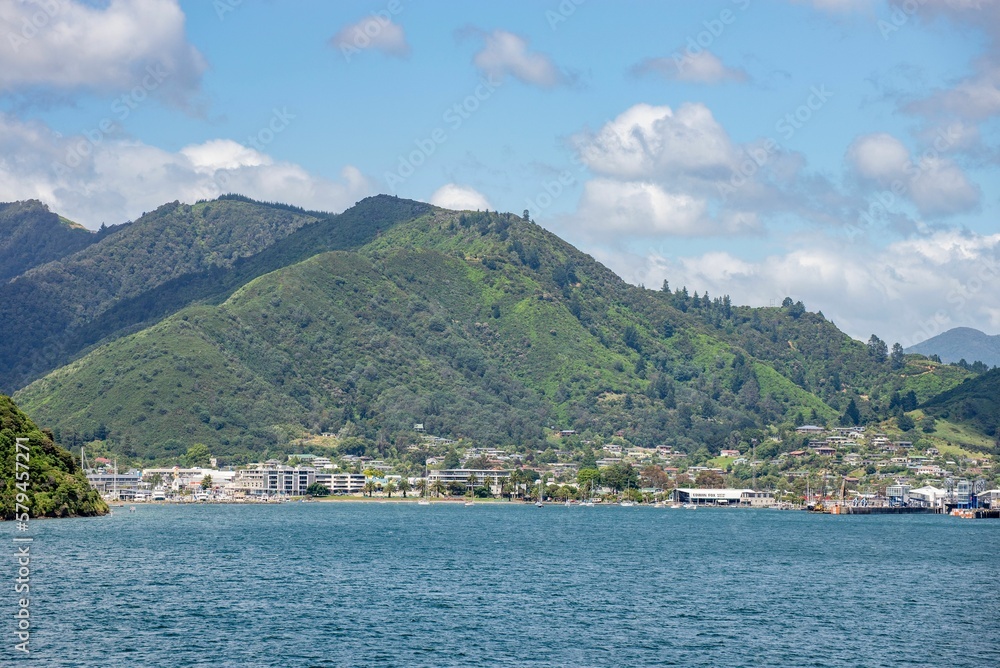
[0,200,99,281]
[10,199,973,463]
[906,327,1000,368]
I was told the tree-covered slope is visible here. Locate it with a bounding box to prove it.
[16,208,863,462]
[0,200,99,281]
[0,195,429,392]
[1,395,106,520]
[920,368,1000,449]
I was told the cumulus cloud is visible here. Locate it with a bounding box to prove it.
[468,29,566,88]
[563,102,831,238]
[596,229,1000,345]
[848,132,980,216]
[573,179,761,237]
[0,0,205,105]
[0,113,373,228]
[329,15,410,61]
[573,103,741,180]
[429,184,492,211]
[631,51,748,84]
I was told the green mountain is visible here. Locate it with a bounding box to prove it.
[0,195,429,392]
[11,201,974,463]
[1,395,107,520]
[0,200,99,281]
[906,327,1000,368]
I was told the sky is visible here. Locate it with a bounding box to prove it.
[1,0,998,347]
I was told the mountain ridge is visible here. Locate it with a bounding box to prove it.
[0,195,428,392]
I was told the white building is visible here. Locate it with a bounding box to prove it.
[234,462,315,496]
[909,485,947,508]
[673,488,774,507]
[314,472,366,495]
[86,469,142,500]
[427,469,512,493]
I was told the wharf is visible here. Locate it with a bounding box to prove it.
[950,508,1000,519]
[839,506,938,515]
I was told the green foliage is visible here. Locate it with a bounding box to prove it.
[305,481,329,496]
[0,395,107,519]
[184,443,211,468]
[897,413,915,432]
[601,463,638,492]
[921,368,1000,450]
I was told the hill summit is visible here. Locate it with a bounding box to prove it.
[906,327,1000,368]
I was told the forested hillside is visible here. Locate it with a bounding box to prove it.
[0,195,429,392]
[12,202,976,463]
[920,368,1000,451]
[0,395,107,520]
[0,200,100,281]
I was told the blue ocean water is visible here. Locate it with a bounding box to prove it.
[6,503,999,667]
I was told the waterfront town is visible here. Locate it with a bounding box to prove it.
[85,424,1000,514]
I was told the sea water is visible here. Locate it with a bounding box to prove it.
[7,503,999,667]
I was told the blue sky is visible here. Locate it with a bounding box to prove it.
[1,0,999,345]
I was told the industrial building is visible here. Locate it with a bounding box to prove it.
[672,488,774,507]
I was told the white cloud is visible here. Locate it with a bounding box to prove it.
[573,103,741,180]
[905,58,1000,121]
[470,29,565,88]
[330,15,410,60]
[429,184,492,211]
[848,132,980,216]
[0,0,205,105]
[847,133,911,182]
[181,140,270,172]
[562,102,816,239]
[599,228,1000,345]
[632,51,748,84]
[571,179,762,238]
[0,113,373,228]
